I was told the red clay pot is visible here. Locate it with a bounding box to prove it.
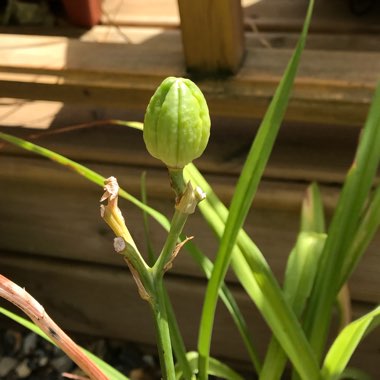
[62,0,102,27]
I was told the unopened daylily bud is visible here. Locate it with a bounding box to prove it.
[143,77,211,169]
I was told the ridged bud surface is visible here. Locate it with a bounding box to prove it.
[143,77,210,168]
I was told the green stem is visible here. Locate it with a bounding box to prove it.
[153,210,189,276]
[154,167,202,276]
[152,279,177,380]
[151,167,202,379]
[168,167,187,199]
[164,289,196,380]
[114,238,154,300]
[150,210,189,380]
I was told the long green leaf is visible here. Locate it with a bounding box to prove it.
[340,182,380,289]
[175,352,244,380]
[184,239,261,373]
[260,183,326,380]
[0,307,129,380]
[302,82,380,360]
[196,2,318,378]
[340,367,373,380]
[0,131,257,378]
[301,182,326,234]
[185,164,320,380]
[0,131,170,231]
[321,306,380,380]
[163,289,195,380]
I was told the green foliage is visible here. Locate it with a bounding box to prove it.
[1,0,380,378]
[302,82,380,362]
[322,306,380,380]
[196,1,317,378]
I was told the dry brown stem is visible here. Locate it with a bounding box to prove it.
[0,274,109,380]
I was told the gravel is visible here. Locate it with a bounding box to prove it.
[0,327,159,380]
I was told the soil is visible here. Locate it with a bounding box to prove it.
[0,327,160,380]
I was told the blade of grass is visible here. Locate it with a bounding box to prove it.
[194,3,318,377]
[175,352,244,380]
[336,284,352,333]
[0,131,258,377]
[301,182,326,234]
[321,306,380,380]
[340,367,373,380]
[260,183,327,380]
[0,307,129,380]
[163,290,195,380]
[183,239,261,373]
[302,82,380,361]
[339,183,380,289]
[185,165,320,380]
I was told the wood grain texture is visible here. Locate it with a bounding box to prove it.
[177,0,245,74]
[101,0,380,33]
[1,25,379,53]
[0,153,379,305]
[0,107,361,185]
[0,32,379,126]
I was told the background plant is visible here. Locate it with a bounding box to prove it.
[1,0,380,379]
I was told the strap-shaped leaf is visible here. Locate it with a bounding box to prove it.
[340,183,380,289]
[322,306,380,380]
[185,164,320,380]
[302,81,380,360]
[195,2,318,378]
[175,352,244,380]
[0,131,258,378]
[260,183,326,380]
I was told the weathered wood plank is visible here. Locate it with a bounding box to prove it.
[0,253,379,377]
[0,32,379,126]
[101,0,380,33]
[2,25,380,53]
[101,0,180,28]
[0,155,379,305]
[177,0,244,74]
[0,108,360,185]
[243,0,380,33]
[0,98,63,129]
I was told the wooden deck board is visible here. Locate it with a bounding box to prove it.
[0,31,379,126]
[2,25,380,52]
[0,154,379,305]
[101,0,380,33]
[0,103,360,185]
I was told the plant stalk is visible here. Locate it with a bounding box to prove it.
[164,289,195,380]
[151,167,203,379]
[151,279,177,380]
[0,275,109,380]
[153,209,189,275]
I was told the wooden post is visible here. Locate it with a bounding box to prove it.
[177,0,245,75]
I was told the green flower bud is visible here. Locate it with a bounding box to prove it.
[143,76,211,169]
